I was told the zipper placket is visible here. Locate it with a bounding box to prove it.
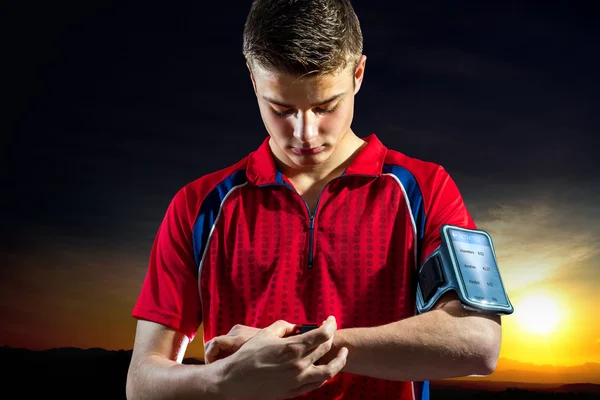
[291,179,335,270]
[284,183,319,269]
[261,181,328,270]
[302,173,377,269]
[307,215,315,269]
[259,173,376,270]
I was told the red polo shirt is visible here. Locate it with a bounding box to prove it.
[132,133,476,399]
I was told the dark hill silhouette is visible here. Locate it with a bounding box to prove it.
[429,380,600,399]
[555,384,600,394]
[2,346,598,399]
[474,358,600,384]
[3,346,133,399]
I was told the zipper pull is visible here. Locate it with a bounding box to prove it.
[309,216,315,229]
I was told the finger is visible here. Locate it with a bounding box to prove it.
[301,333,335,365]
[212,336,240,351]
[204,341,221,364]
[205,335,242,360]
[287,316,337,354]
[299,347,348,385]
[205,336,234,362]
[262,319,298,338]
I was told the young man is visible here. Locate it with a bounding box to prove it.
[126,1,502,399]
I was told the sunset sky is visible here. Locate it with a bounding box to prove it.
[3,0,599,377]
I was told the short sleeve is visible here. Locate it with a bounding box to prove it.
[132,187,202,341]
[420,166,477,265]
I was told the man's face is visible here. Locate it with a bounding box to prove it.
[248,56,366,171]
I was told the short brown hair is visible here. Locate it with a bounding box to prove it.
[242,0,363,77]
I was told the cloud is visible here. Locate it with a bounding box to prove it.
[458,180,600,293]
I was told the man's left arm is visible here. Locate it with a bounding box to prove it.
[319,164,502,381]
[318,291,501,381]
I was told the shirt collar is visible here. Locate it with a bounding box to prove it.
[246,133,387,186]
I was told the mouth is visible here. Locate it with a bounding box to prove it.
[291,146,324,155]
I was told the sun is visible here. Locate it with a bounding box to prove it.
[515,294,561,335]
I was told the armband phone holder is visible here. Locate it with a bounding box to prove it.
[416,225,514,315]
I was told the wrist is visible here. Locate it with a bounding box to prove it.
[319,329,348,365]
[206,357,235,400]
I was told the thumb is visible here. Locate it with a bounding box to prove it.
[206,335,238,355]
[263,320,297,338]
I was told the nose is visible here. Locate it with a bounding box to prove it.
[293,110,318,144]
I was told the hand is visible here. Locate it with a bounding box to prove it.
[216,316,348,400]
[204,324,261,364]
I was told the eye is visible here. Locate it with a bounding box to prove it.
[314,104,340,114]
[272,108,295,117]
[271,104,340,118]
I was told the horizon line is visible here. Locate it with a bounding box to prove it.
[2,345,599,368]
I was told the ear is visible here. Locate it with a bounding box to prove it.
[353,55,367,95]
[246,61,257,94]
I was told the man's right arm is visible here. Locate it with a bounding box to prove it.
[127,317,347,400]
[126,320,227,400]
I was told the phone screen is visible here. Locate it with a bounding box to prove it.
[447,228,510,307]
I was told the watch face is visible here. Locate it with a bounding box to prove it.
[447,227,510,308]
